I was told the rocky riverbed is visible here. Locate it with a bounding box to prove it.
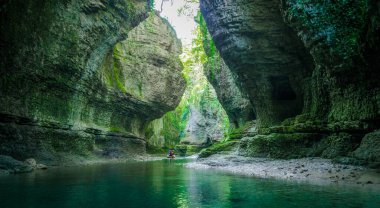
[187,154,380,186]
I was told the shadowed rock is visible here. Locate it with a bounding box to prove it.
[0,1,185,163]
[200,0,314,127]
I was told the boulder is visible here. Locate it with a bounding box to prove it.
[0,155,34,174]
[24,158,37,168]
[354,130,380,164]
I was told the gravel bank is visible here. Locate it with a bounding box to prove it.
[186,154,380,186]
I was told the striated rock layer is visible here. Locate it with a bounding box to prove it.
[0,0,185,164]
[198,14,255,129]
[200,0,380,165]
[201,0,315,127]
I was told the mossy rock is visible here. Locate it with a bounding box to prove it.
[239,133,322,159]
[320,133,361,159]
[228,121,257,140]
[175,145,203,157]
[354,130,380,163]
[198,140,240,158]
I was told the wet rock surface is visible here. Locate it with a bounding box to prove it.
[0,155,34,175]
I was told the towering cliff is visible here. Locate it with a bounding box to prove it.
[200,0,380,165]
[200,0,315,127]
[197,13,255,130]
[0,0,185,164]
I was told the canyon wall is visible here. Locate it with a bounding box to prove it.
[0,0,185,164]
[200,0,380,165]
[198,14,256,130]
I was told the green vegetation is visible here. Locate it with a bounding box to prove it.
[286,0,369,62]
[145,19,230,151]
[239,133,321,159]
[198,140,240,158]
[196,11,220,81]
[228,121,255,140]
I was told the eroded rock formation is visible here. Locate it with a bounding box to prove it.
[201,0,315,127]
[199,14,255,129]
[200,0,380,165]
[0,0,185,164]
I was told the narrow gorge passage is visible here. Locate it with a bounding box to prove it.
[1,0,380,207]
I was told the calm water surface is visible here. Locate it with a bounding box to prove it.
[0,159,379,208]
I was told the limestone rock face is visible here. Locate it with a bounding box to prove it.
[200,0,380,162]
[281,0,380,123]
[181,105,225,146]
[100,14,185,116]
[0,1,185,163]
[200,16,255,128]
[204,59,255,128]
[201,0,379,125]
[200,0,315,127]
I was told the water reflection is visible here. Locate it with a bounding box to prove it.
[0,159,379,208]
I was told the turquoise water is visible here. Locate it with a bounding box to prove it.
[0,159,379,208]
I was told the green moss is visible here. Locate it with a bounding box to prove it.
[320,133,360,158]
[198,140,240,158]
[175,144,204,156]
[286,0,369,61]
[108,126,124,133]
[239,133,322,159]
[137,81,143,96]
[112,46,127,93]
[228,121,255,140]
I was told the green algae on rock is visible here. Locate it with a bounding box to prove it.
[197,12,256,130]
[0,1,185,164]
[199,0,380,164]
[354,130,380,167]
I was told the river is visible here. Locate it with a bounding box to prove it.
[0,159,379,208]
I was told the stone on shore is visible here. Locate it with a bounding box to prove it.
[0,155,34,174]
